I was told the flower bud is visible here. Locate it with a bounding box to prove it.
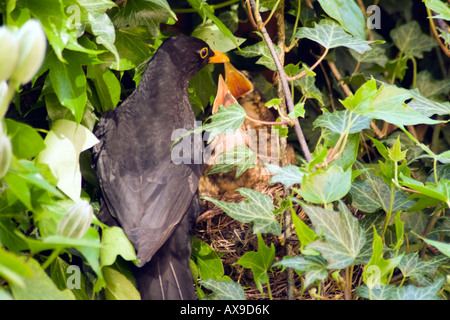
[0,130,12,179]
[57,200,93,239]
[0,27,19,82]
[11,19,47,85]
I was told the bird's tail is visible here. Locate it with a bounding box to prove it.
[134,198,199,300]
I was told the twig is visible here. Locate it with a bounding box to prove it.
[426,5,450,57]
[286,47,329,82]
[248,0,312,162]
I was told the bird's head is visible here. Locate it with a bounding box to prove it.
[158,36,229,78]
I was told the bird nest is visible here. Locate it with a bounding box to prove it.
[193,181,356,300]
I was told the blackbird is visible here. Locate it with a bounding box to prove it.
[92,36,229,300]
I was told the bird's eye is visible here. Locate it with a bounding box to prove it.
[199,47,209,59]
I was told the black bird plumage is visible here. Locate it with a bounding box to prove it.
[92,36,228,299]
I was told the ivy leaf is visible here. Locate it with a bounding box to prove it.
[391,277,446,300]
[203,188,281,236]
[356,277,446,300]
[296,165,351,204]
[235,233,275,296]
[398,253,449,283]
[363,227,402,289]
[343,79,442,127]
[266,164,305,189]
[207,145,257,178]
[407,88,450,117]
[423,0,450,20]
[288,102,305,119]
[390,21,437,58]
[202,104,247,143]
[236,40,281,71]
[192,20,246,52]
[300,201,366,269]
[200,279,246,300]
[317,0,365,39]
[419,237,450,258]
[273,255,328,289]
[294,19,375,54]
[350,173,415,213]
[313,110,371,134]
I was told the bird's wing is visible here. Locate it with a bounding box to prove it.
[93,111,200,267]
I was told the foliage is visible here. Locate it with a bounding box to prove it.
[0,0,449,300]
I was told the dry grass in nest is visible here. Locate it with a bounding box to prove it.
[194,182,366,300]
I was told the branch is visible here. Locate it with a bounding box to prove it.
[247,0,312,162]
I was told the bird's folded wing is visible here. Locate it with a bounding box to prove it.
[93,116,200,267]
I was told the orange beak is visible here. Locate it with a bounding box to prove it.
[224,62,253,98]
[212,74,238,114]
[209,50,230,64]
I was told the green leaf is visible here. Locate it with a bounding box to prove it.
[36,119,99,201]
[288,102,305,119]
[202,104,247,144]
[44,50,87,124]
[419,237,450,258]
[9,257,75,300]
[236,40,281,71]
[235,233,275,296]
[16,0,74,61]
[407,88,450,117]
[423,0,450,20]
[0,247,32,288]
[109,0,175,36]
[356,278,446,300]
[363,227,402,288]
[317,0,365,39]
[273,255,328,289]
[344,80,442,127]
[5,119,45,159]
[400,173,450,205]
[203,188,281,236]
[300,201,366,269]
[207,145,257,178]
[200,279,246,300]
[191,20,246,52]
[50,257,89,300]
[86,64,121,113]
[291,209,318,250]
[391,277,446,300]
[296,165,351,204]
[77,0,119,66]
[100,27,153,71]
[398,253,449,282]
[390,21,437,58]
[100,226,139,267]
[313,110,371,134]
[294,19,374,54]
[350,172,415,213]
[191,237,224,280]
[387,136,407,162]
[103,266,140,300]
[266,164,305,189]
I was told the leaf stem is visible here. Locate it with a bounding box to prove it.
[41,248,61,270]
[248,0,312,162]
[286,47,329,82]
